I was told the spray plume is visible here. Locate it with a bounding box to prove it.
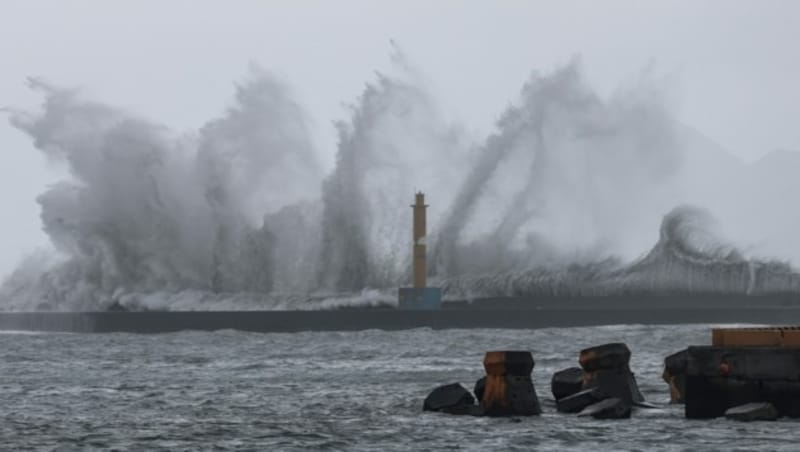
[3,56,799,311]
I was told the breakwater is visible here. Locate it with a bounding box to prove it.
[2,294,800,333]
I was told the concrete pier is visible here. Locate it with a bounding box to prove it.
[685,346,800,418]
[4,300,800,333]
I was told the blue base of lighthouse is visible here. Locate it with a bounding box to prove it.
[398,287,442,310]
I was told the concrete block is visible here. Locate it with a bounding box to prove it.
[483,351,534,376]
[685,346,800,419]
[551,367,584,400]
[687,346,800,381]
[481,375,542,417]
[474,376,486,403]
[583,367,644,404]
[663,349,688,403]
[423,383,476,414]
[556,387,605,413]
[481,351,541,416]
[579,343,631,372]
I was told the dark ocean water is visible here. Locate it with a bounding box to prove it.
[1,324,796,451]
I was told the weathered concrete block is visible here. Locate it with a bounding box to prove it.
[578,397,631,419]
[483,351,534,376]
[556,387,605,413]
[761,380,800,417]
[663,349,688,403]
[685,346,800,419]
[628,371,645,403]
[474,376,486,403]
[685,375,761,419]
[583,368,644,405]
[687,346,800,381]
[724,402,779,422]
[579,343,631,372]
[481,375,542,417]
[665,349,689,374]
[481,351,541,416]
[423,383,476,414]
[551,367,584,400]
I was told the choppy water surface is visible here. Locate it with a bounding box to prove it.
[0,324,796,451]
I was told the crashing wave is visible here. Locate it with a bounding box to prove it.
[442,206,800,300]
[3,55,800,312]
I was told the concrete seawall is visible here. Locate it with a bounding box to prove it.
[3,302,800,333]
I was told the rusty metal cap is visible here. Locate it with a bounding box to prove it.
[483,351,534,376]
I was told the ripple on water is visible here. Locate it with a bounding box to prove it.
[0,324,794,450]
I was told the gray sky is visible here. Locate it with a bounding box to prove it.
[1,0,799,278]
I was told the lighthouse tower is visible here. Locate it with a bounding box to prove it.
[399,192,442,310]
[412,192,428,289]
